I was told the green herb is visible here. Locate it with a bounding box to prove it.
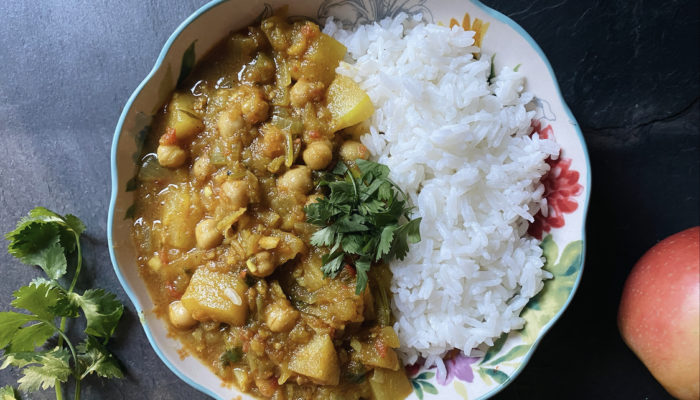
[0,385,19,400]
[0,208,124,400]
[220,348,243,366]
[487,53,497,85]
[305,160,421,294]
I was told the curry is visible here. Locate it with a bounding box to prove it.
[130,12,412,400]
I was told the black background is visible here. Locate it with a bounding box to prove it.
[1,0,698,399]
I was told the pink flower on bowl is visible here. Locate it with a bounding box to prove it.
[529,121,584,240]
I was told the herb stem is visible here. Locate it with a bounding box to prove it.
[55,383,64,400]
[67,230,83,293]
[52,326,79,379]
[56,230,82,400]
[73,379,81,400]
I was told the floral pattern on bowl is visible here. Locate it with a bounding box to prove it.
[108,1,590,399]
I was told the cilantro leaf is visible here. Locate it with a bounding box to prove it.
[340,233,365,255]
[356,159,389,180]
[305,159,421,292]
[6,322,56,353]
[390,218,422,261]
[0,385,19,400]
[0,312,36,349]
[377,225,397,261]
[1,208,123,398]
[220,348,243,366]
[63,214,86,237]
[1,351,45,370]
[6,223,66,279]
[76,336,123,379]
[321,252,344,278]
[15,348,72,392]
[335,214,368,233]
[68,289,124,338]
[354,257,371,294]
[11,282,64,320]
[310,226,337,247]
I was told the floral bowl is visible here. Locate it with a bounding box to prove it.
[108,0,591,399]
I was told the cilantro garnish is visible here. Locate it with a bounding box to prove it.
[1,208,124,399]
[305,159,421,294]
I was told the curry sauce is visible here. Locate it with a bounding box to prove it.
[130,12,412,400]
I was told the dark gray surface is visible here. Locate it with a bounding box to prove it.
[1,0,698,399]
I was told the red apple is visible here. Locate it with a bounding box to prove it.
[618,226,700,400]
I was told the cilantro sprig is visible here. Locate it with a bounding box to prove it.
[305,159,421,294]
[1,208,124,400]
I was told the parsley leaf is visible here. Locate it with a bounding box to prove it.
[305,159,421,294]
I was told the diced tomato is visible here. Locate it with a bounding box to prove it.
[344,264,356,278]
[308,130,321,139]
[374,338,388,358]
[166,281,183,300]
[159,127,178,145]
[301,23,319,39]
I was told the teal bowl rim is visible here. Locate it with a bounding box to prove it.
[107,1,591,399]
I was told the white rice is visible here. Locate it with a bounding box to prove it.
[324,14,560,365]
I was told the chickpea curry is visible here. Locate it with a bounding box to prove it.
[130,13,413,400]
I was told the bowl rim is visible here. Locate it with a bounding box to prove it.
[107,1,591,399]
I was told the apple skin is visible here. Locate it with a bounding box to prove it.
[618,226,700,400]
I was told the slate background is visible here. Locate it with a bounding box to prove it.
[1,0,698,399]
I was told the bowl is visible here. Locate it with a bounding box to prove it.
[108,0,591,398]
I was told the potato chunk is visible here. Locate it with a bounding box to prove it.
[168,108,204,140]
[369,368,413,400]
[181,269,248,326]
[161,185,200,249]
[300,33,347,85]
[326,75,374,132]
[166,93,204,140]
[288,333,339,385]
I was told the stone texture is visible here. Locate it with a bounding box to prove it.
[0,0,698,399]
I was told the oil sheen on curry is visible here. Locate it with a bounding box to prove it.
[130,13,413,400]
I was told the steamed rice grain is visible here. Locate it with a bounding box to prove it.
[325,14,560,365]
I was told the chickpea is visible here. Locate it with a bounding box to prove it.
[157,144,187,168]
[195,218,223,249]
[339,140,369,162]
[192,156,214,180]
[168,300,197,329]
[265,299,299,332]
[221,180,249,209]
[254,376,278,398]
[247,251,276,277]
[217,107,244,138]
[261,124,285,158]
[302,141,333,170]
[238,86,269,124]
[290,79,325,108]
[277,166,312,194]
